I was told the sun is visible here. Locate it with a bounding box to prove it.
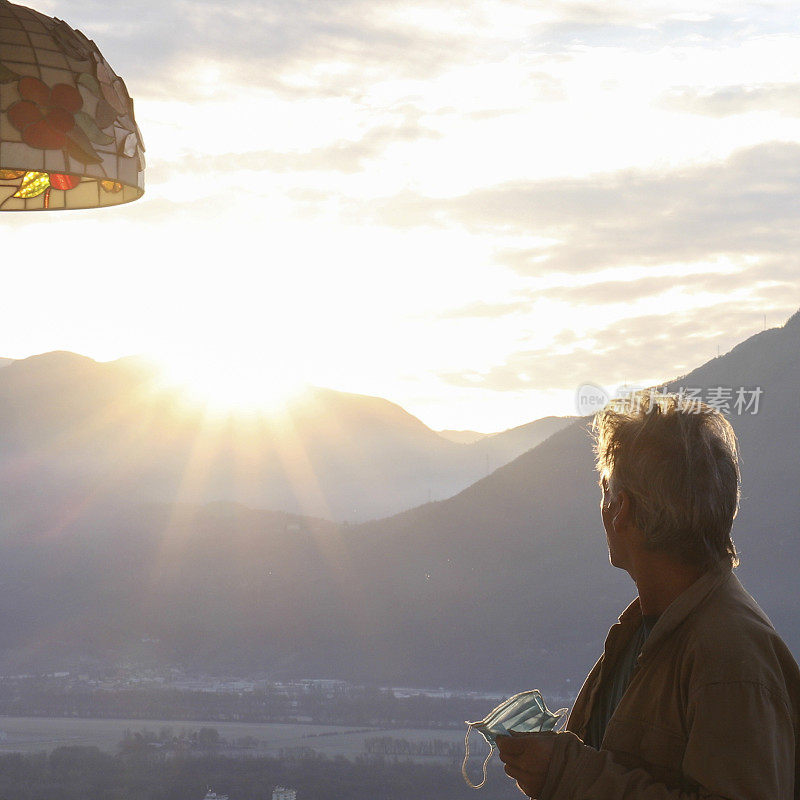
[154,352,309,416]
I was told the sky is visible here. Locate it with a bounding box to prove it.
[2,0,799,431]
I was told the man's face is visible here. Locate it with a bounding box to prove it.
[600,475,624,569]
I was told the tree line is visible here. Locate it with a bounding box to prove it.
[0,681,497,729]
[0,744,517,800]
[364,736,462,759]
[120,726,463,762]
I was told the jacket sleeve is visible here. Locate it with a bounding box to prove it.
[539,680,796,800]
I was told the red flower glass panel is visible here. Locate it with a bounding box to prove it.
[49,173,81,191]
[8,76,83,151]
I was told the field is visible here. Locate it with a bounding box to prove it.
[0,716,470,760]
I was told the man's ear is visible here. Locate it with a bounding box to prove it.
[614,490,633,527]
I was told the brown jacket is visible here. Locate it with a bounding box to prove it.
[540,563,800,799]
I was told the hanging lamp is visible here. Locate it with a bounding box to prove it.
[0,0,144,210]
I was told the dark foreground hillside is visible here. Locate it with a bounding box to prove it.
[0,747,519,800]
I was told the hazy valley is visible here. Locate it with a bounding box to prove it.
[0,312,797,694]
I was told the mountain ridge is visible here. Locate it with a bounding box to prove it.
[0,311,796,689]
[0,351,574,522]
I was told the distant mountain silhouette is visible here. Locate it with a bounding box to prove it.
[0,354,570,523]
[438,430,489,444]
[0,313,797,689]
[470,416,577,466]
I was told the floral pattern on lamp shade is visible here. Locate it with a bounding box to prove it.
[0,0,144,210]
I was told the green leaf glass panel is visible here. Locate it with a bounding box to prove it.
[94,98,117,129]
[0,62,20,83]
[73,111,114,145]
[77,72,101,96]
[64,126,102,164]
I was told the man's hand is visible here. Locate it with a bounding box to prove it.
[496,731,556,798]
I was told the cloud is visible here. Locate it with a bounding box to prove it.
[54,1,775,102]
[436,302,799,393]
[147,106,441,181]
[440,276,727,318]
[51,0,499,99]
[366,141,800,274]
[439,264,798,329]
[438,299,534,319]
[532,269,796,306]
[660,84,800,117]
[526,6,780,55]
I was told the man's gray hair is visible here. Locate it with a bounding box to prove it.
[593,391,740,570]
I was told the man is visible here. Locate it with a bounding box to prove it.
[498,391,800,799]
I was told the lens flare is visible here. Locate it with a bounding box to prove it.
[153,352,308,416]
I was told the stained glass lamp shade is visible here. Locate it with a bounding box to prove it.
[0,0,144,210]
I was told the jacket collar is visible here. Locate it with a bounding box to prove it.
[617,560,734,664]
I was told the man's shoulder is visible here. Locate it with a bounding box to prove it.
[692,570,775,636]
[682,571,800,698]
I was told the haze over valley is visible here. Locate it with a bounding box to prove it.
[0,353,573,523]
[0,311,797,693]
